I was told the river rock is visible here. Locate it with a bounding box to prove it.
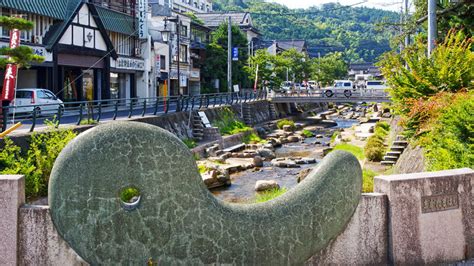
[253,156,264,167]
[271,158,300,168]
[288,136,300,143]
[257,148,276,160]
[294,157,317,164]
[255,180,280,191]
[282,125,293,132]
[208,157,226,164]
[279,137,289,144]
[202,169,231,189]
[323,147,333,156]
[296,168,313,183]
[263,143,275,150]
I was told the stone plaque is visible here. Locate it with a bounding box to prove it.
[421,194,459,213]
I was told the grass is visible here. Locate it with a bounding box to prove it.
[255,188,288,203]
[242,132,265,144]
[213,107,252,135]
[198,164,209,174]
[330,131,340,144]
[302,129,314,138]
[79,118,97,125]
[182,138,197,149]
[277,119,296,131]
[362,168,377,193]
[120,187,140,203]
[333,143,365,160]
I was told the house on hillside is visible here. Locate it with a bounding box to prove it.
[195,12,261,53]
[266,40,308,56]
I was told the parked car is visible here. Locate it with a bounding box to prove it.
[324,80,355,97]
[365,80,388,90]
[11,88,64,115]
[308,80,319,89]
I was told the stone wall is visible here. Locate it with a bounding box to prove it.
[0,101,316,152]
[307,193,388,265]
[394,143,426,174]
[16,193,387,265]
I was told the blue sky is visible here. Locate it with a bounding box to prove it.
[268,0,407,12]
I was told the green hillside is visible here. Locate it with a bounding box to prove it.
[213,0,399,62]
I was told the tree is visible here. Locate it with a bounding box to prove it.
[201,22,250,92]
[310,52,347,86]
[279,48,311,83]
[0,16,44,69]
[244,50,284,90]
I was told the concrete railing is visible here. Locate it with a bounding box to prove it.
[1,161,472,263]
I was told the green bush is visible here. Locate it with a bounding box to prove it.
[333,143,365,160]
[79,118,97,125]
[364,121,390,161]
[255,187,287,203]
[213,107,251,135]
[330,131,340,144]
[0,121,77,200]
[276,119,296,131]
[301,129,314,138]
[182,138,197,149]
[424,91,474,170]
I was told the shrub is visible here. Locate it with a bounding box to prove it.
[79,118,97,125]
[182,138,197,149]
[213,107,251,135]
[362,168,376,193]
[301,129,314,138]
[423,91,474,170]
[333,143,364,160]
[277,119,296,131]
[255,187,287,203]
[120,187,140,203]
[0,120,77,200]
[364,121,390,161]
[330,131,340,144]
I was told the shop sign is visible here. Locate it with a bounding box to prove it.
[116,57,145,71]
[155,55,161,75]
[138,0,148,39]
[190,70,200,79]
[1,42,53,62]
[1,29,20,101]
[169,70,189,79]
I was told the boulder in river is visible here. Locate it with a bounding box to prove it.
[282,125,294,132]
[253,156,264,167]
[255,180,280,191]
[271,158,300,168]
[202,169,231,189]
[294,157,317,164]
[258,148,276,160]
[287,136,300,143]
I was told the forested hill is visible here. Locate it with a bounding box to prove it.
[213,0,399,63]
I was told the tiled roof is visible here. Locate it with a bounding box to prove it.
[95,6,137,36]
[195,12,251,28]
[275,40,307,53]
[1,0,82,19]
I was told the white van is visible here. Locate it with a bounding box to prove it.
[11,88,64,115]
[365,80,388,90]
[324,80,355,97]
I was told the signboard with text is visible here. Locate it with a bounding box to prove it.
[138,0,148,39]
[1,29,20,102]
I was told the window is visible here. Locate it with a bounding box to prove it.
[37,90,48,99]
[160,55,166,70]
[179,45,187,62]
[16,91,33,99]
[44,90,56,99]
[180,25,187,37]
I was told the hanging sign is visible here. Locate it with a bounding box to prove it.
[138,0,148,39]
[1,29,20,102]
[232,47,238,61]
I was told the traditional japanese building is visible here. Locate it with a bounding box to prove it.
[0,0,146,102]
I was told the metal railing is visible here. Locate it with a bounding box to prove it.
[269,88,390,103]
[0,90,268,133]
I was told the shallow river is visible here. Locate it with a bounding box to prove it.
[211,119,359,203]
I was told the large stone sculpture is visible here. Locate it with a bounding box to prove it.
[49,122,361,265]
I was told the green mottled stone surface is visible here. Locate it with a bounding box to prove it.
[49,122,362,265]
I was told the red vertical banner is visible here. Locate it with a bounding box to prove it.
[1,64,18,101]
[1,29,20,102]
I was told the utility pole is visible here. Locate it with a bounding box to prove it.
[428,0,437,56]
[404,0,410,48]
[227,16,232,93]
[176,15,181,95]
